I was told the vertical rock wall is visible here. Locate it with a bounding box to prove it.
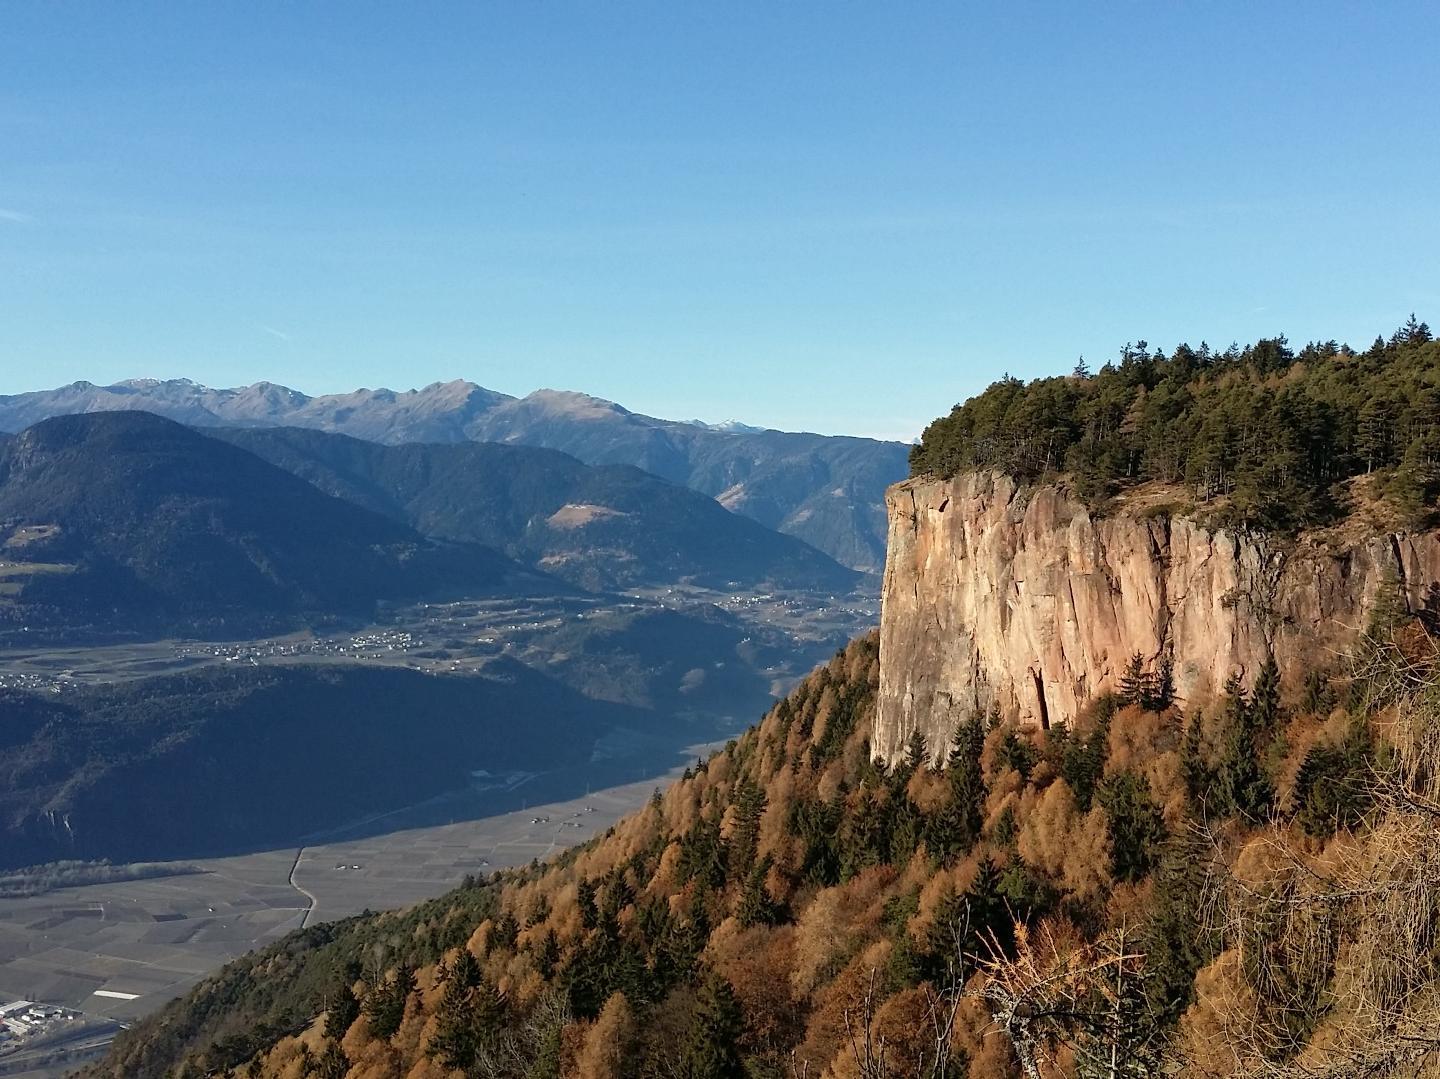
[874,472,1440,762]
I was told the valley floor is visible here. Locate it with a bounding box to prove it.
[0,585,876,694]
[0,733,731,1079]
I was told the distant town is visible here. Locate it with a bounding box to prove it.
[0,999,119,1074]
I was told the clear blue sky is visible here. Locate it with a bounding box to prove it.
[2,3,1436,441]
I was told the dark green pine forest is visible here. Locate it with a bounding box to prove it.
[910,315,1439,530]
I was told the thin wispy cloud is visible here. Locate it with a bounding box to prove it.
[260,325,292,343]
[0,208,31,223]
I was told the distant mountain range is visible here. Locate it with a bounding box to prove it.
[0,411,864,865]
[0,411,857,641]
[0,412,541,641]
[210,426,857,593]
[0,379,908,571]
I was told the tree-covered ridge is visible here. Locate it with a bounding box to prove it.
[88,621,1405,1079]
[909,316,1439,530]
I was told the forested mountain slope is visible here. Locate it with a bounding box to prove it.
[74,321,1440,1079]
[0,412,540,642]
[464,391,905,573]
[87,609,1424,1078]
[206,426,858,593]
[0,660,631,869]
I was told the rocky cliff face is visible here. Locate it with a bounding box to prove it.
[874,472,1440,761]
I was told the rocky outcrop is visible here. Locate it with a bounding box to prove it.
[874,472,1440,761]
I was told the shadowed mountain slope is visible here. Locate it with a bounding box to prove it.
[0,658,635,868]
[0,411,543,641]
[466,389,905,573]
[206,426,858,593]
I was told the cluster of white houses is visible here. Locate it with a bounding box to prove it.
[0,999,80,1044]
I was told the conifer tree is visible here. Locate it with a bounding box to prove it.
[1292,722,1373,838]
[726,779,766,878]
[1180,710,1214,809]
[1388,436,1440,521]
[678,815,728,890]
[538,928,561,978]
[840,785,886,880]
[323,980,360,1042]
[450,946,482,989]
[997,729,1039,781]
[493,909,519,949]
[1301,669,1333,714]
[925,716,987,863]
[1143,832,1218,1026]
[430,962,507,1070]
[1357,399,1395,472]
[1098,771,1167,883]
[678,974,745,1079]
[1250,655,1282,734]
[577,877,599,930]
[966,857,1012,949]
[315,1043,348,1079]
[991,803,1019,847]
[1215,673,1274,820]
[925,858,1013,982]
[1117,653,1146,707]
[735,855,778,928]
[1054,711,1111,812]
[651,911,705,993]
[365,964,414,1041]
[1142,654,1175,711]
[923,884,967,984]
[897,729,930,782]
[887,798,923,865]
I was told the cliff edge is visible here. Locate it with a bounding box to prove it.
[875,471,1440,760]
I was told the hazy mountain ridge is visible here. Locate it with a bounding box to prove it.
[206,426,858,593]
[0,379,908,571]
[0,378,507,443]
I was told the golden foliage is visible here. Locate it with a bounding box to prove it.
[1106,705,1186,823]
[1017,781,1112,902]
[709,923,802,1056]
[569,992,636,1079]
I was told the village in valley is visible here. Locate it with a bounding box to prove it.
[0,998,120,1076]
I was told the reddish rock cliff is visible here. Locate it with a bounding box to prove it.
[874,472,1440,761]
